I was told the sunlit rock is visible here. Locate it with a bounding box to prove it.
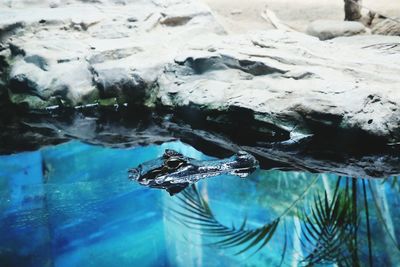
[157,30,400,142]
[0,0,225,107]
[306,19,367,40]
[372,17,400,36]
[1,0,400,145]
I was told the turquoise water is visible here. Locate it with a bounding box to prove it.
[0,141,399,267]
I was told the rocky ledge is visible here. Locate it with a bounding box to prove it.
[0,0,225,107]
[0,0,399,178]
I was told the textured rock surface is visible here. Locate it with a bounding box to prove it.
[372,17,400,36]
[306,20,367,40]
[157,30,400,143]
[1,1,400,143]
[0,0,225,107]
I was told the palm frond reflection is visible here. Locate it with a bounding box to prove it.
[168,174,400,265]
[300,177,359,266]
[170,185,280,255]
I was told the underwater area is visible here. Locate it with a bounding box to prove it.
[0,139,399,267]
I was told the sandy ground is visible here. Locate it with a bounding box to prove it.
[200,0,400,33]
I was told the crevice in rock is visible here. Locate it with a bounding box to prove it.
[221,55,287,76]
[181,56,227,74]
[0,22,25,40]
[180,55,287,76]
[24,55,49,71]
[9,75,42,97]
[9,43,25,57]
[93,68,148,104]
[156,103,291,145]
[87,47,143,64]
[160,16,192,26]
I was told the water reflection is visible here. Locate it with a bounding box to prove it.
[165,172,400,267]
[0,141,399,266]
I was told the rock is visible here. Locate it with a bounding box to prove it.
[306,19,367,40]
[94,68,146,102]
[126,17,138,23]
[230,9,242,15]
[9,58,96,108]
[48,0,61,8]
[156,30,400,143]
[372,17,400,36]
[0,0,225,108]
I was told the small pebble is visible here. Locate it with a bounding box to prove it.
[127,17,138,23]
[231,9,242,15]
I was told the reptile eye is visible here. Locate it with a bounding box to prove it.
[166,159,183,169]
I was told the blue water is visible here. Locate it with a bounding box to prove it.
[0,141,399,266]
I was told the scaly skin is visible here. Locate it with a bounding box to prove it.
[128,149,259,195]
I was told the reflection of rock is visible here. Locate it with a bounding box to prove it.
[306,20,367,40]
[372,17,400,36]
[0,106,398,179]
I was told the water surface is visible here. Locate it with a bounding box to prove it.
[0,141,399,266]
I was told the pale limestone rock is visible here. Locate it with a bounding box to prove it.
[306,19,367,40]
[372,17,400,36]
[156,31,400,142]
